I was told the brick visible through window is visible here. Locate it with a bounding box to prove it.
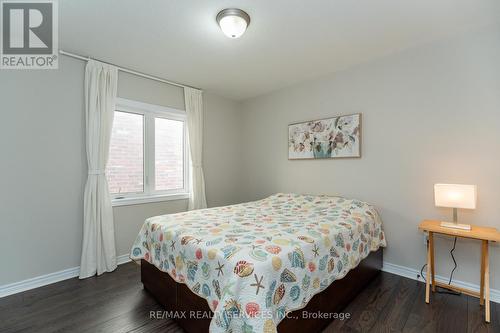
[107,111,144,195]
[155,117,184,191]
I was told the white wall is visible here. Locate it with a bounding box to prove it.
[0,57,86,286]
[240,26,500,289]
[0,57,241,285]
[204,93,245,207]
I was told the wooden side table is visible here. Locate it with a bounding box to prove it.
[418,220,500,323]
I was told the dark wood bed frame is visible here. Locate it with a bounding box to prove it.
[141,248,382,332]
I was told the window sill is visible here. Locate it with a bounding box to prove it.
[111,193,190,207]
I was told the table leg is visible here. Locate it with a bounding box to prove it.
[484,241,490,323]
[480,240,486,306]
[425,232,432,304]
[430,232,435,292]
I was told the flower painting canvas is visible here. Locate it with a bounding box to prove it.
[288,113,361,159]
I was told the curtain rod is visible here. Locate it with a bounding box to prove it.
[59,50,202,91]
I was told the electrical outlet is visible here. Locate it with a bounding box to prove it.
[424,234,428,246]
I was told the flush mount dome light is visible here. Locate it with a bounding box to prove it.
[216,8,250,38]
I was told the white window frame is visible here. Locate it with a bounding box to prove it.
[110,98,190,207]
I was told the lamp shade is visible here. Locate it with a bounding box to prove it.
[434,184,477,209]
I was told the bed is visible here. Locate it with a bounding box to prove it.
[130,193,386,333]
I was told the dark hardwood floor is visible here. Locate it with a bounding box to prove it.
[0,263,497,333]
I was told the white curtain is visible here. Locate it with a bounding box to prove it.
[185,87,208,210]
[80,60,118,279]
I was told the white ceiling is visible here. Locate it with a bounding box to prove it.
[60,0,500,100]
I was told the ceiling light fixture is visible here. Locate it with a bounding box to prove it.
[216,8,250,39]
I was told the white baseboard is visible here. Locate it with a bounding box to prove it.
[116,253,132,265]
[383,261,500,304]
[0,254,131,298]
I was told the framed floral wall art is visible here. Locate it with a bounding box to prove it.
[288,113,361,159]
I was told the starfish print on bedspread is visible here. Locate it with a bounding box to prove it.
[216,261,225,277]
[250,274,265,295]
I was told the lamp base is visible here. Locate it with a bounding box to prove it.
[440,221,471,231]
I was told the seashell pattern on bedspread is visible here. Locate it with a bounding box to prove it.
[130,193,386,333]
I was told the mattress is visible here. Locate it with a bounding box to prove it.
[130,193,386,333]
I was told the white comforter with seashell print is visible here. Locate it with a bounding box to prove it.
[130,193,387,333]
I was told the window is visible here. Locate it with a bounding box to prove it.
[107,98,189,206]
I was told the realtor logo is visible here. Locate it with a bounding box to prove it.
[1,0,58,69]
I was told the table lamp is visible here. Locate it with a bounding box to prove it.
[434,184,476,230]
